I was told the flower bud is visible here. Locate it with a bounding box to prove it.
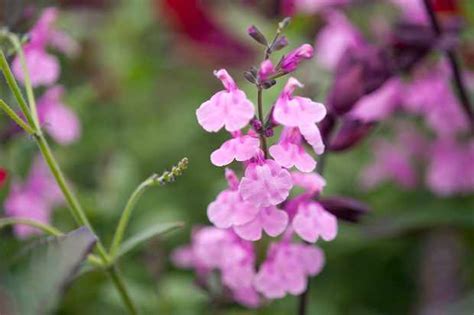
[327,63,365,115]
[244,71,257,84]
[329,118,375,152]
[318,196,370,223]
[280,44,314,73]
[247,25,268,46]
[270,35,288,52]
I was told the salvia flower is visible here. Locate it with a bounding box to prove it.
[37,85,81,145]
[280,44,314,73]
[196,69,254,132]
[254,239,325,298]
[12,8,78,87]
[210,132,260,166]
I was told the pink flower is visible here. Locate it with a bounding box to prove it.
[210,132,260,166]
[285,0,350,15]
[291,171,326,194]
[37,86,81,145]
[25,155,63,207]
[12,8,78,87]
[171,227,259,307]
[269,127,316,172]
[390,0,428,24]
[207,169,260,229]
[258,60,276,81]
[234,206,289,241]
[361,139,417,189]
[315,11,364,70]
[273,78,326,153]
[426,139,474,196]
[12,49,60,87]
[403,66,468,137]
[292,201,337,243]
[196,69,254,132]
[4,184,50,239]
[280,44,314,73]
[254,240,325,299]
[239,159,293,207]
[349,78,402,122]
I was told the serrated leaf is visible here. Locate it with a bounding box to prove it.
[117,222,183,259]
[2,227,96,315]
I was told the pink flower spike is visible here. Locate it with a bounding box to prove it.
[273,77,327,130]
[281,44,314,73]
[234,206,289,241]
[292,201,338,243]
[37,86,81,145]
[239,159,293,207]
[12,49,60,87]
[210,134,260,166]
[196,69,254,132]
[269,127,316,172]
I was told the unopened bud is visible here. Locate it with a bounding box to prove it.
[270,35,289,52]
[244,71,257,84]
[329,118,375,151]
[319,196,370,223]
[261,79,276,89]
[278,17,291,30]
[247,25,268,46]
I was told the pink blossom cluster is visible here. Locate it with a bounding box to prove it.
[311,4,473,196]
[4,156,64,238]
[173,38,339,306]
[4,7,79,238]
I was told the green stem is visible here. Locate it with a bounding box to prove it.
[0,33,138,314]
[0,217,63,236]
[109,176,154,258]
[109,158,188,259]
[9,34,40,128]
[0,50,35,127]
[35,134,110,262]
[0,99,36,134]
[107,266,138,315]
[257,87,268,158]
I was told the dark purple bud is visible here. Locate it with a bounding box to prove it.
[261,79,276,89]
[244,71,257,84]
[327,63,365,115]
[319,196,370,223]
[329,118,375,152]
[318,113,336,144]
[250,66,258,77]
[270,35,288,52]
[250,118,263,132]
[247,25,268,46]
[264,128,274,137]
[280,44,314,73]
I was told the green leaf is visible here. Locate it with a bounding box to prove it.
[2,227,97,315]
[116,222,183,259]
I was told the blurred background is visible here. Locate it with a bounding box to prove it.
[0,0,473,314]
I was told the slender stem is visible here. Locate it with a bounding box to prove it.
[35,135,110,262]
[109,176,154,258]
[9,34,40,128]
[257,88,269,158]
[422,0,474,133]
[0,50,35,127]
[109,158,188,259]
[0,99,36,134]
[0,217,63,236]
[107,266,138,315]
